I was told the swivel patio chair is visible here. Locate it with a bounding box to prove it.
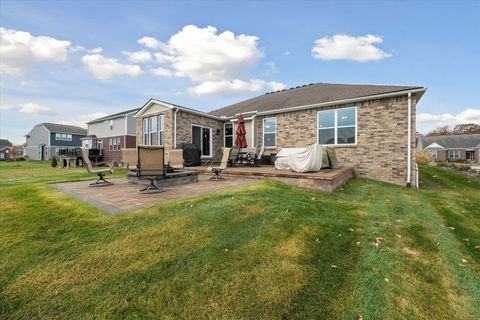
[137,146,166,194]
[206,148,232,180]
[81,148,114,187]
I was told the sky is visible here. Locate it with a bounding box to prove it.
[1,0,479,144]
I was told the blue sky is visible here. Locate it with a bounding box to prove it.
[1,0,479,144]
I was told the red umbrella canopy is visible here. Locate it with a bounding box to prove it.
[235,114,247,148]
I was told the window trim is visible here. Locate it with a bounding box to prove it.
[191,124,213,158]
[262,117,276,148]
[223,122,234,148]
[158,114,165,146]
[448,149,460,159]
[317,106,357,146]
[149,116,157,146]
[142,118,149,145]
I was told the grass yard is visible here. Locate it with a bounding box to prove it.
[0,161,479,319]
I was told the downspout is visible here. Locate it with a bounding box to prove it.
[251,114,257,147]
[173,108,179,148]
[416,163,419,189]
[407,92,412,187]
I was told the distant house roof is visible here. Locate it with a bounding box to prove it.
[425,142,445,149]
[41,123,87,135]
[87,108,140,124]
[210,83,426,117]
[417,134,480,150]
[0,139,12,148]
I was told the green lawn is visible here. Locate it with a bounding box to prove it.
[1,161,479,319]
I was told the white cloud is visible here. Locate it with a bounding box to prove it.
[81,54,143,80]
[1,102,56,115]
[265,61,279,75]
[190,79,286,96]
[70,45,103,54]
[416,108,480,133]
[122,50,152,63]
[312,34,392,62]
[151,67,173,77]
[59,111,108,128]
[0,27,72,75]
[284,51,291,56]
[138,36,161,49]
[139,25,285,95]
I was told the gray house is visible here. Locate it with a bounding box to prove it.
[0,139,13,160]
[417,134,480,163]
[24,123,87,160]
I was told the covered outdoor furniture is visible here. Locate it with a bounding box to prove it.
[137,146,166,194]
[275,144,336,172]
[81,148,113,187]
[206,148,232,180]
[168,149,184,171]
[121,148,137,170]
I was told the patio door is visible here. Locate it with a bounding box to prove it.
[192,125,212,157]
[466,151,474,161]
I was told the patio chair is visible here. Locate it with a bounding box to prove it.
[229,147,240,167]
[168,149,184,171]
[247,145,265,166]
[81,148,113,187]
[121,148,137,171]
[206,148,232,180]
[137,146,166,194]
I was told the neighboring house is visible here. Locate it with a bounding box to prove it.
[24,123,87,160]
[0,139,13,160]
[417,134,480,163]
[84,108,139,163]
[134,83,426,186]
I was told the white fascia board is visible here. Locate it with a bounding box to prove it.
[134,98,223,120]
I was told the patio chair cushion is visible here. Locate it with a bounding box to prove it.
[137,146,165,177]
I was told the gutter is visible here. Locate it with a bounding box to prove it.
[407,92,412,187]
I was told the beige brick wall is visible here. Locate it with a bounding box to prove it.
[175,111,224,160]
[256,94,418,186]
[136,109,224,161]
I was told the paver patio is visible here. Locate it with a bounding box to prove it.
[52,175,257,214]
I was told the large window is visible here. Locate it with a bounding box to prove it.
[263,117,276,148]
[108,137,121,151]
[430,150,438,159]
[224,123,233,147]
[448,150,460,158]
[55,133,72,141]
[192,125,212,157]
[318,107,356,145]
[143,118,148,145]
[149,116,157,145]
[158,115,165,145]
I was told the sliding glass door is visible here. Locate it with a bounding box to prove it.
[192,125,212,157]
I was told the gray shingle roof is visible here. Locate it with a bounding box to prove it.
[210,83,424,117]
[417,134,480,150]
[87,108,140,124]
[41,123,87,135]
[0,139,12,148]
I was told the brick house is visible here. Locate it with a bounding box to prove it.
[0,139,13,160]
[134,83,427,186]
[84,108,139,163]
[417,134,480,163]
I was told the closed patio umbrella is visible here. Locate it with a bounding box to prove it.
[235,114,247,148]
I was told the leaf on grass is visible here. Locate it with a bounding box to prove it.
[337,233,342,238]
[395,234,402,239]
[357,315,364,320]
[461,258,468,263]
[331,265,337,269]
[384,278,389,283]
[449,227,455,231]
[374,236,385,243]
[356,241,361,246]
[348,228,354,232]
[475,245,480,250]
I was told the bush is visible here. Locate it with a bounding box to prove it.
[51,157,58,168]
[416,151,432,165]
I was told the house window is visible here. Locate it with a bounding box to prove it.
[109,138,113,151]
[109,137,121,151]
[158,114,165,145]
[143,118,148,145]
[192,125,212,157]
[55,133,72,141]
[109,120,114,130]
[224,123,233,147]
[430,150,438,159]
[448,150,460,159]
[318,107,356,145]
[263,117,276,148]
[149,116,158,145]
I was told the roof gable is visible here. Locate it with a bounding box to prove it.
[210,83,426,117]
[425,142,445,149]
[87,107,140,124]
